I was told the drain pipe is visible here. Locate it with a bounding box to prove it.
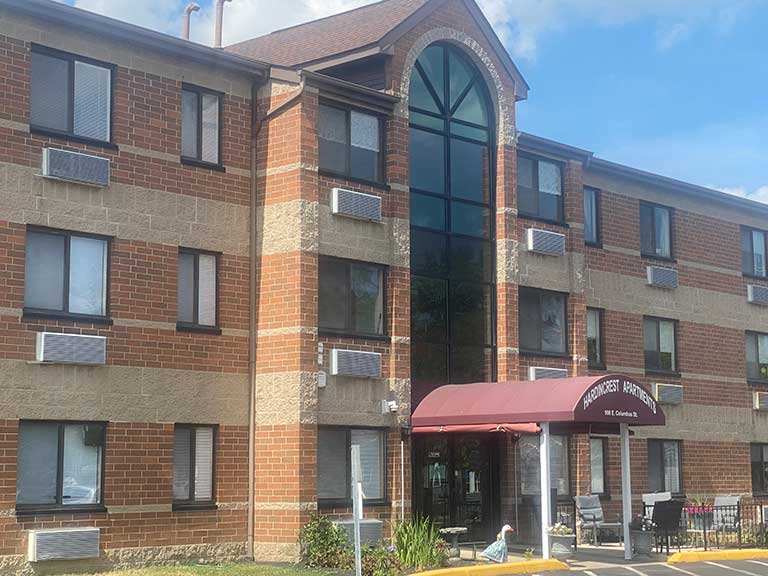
[181,3,200,40]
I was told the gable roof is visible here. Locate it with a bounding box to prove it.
[226,0,528,99]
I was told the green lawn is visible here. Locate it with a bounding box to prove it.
[60,564,336,576]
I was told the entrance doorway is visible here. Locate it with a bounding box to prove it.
[413,434,499,543]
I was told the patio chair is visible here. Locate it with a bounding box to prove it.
[642,491,672,518]
[712,495,740,547]
[574,495,622,546]
[652,499,684,554]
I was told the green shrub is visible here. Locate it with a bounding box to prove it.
[361,543,402,576]
[299,514,353,569]
[393,517,448,570]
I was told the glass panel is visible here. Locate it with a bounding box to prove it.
[648,441,662,493]
[590,438,605,494]
[410,111,443,131]
[550,435,569,496]
[351,264,383,335]
[318,105,347,173]
[584,187,598,244]
[540,292,565,353]
[351,429,383,500]
[519,289,540,352]
[409,128,445,194]
[654,207,671,258]
[62,424,102,505]
[742,228,754,275]
[181,90,199,159]
[409,66,441,114]
[25,231,66,311]
[194,427,214,501]
[643,318,659,369]
[450,138,489,203]
[201,93,219,164]
[517,156,534,189]
[318,428,347,500]
[411,276,447,343]
[69,236,107,316]
[173,427,191,500]
[518,435,568,495]
[450,237,491,282]
[17,422,58,505]
[450,121,487,142]
[448,50,473,108]
[350,111,380,181]
[517,186,537,217]
[450,282,492,345]
[449,345,492,384]
[411,193,446,230]
[747,333,760,381]
[640,204,655,255]
[197,253,216,326]
[178,252,195,323]
[659,320,675,371]
[451,201,489,238]
[74,61,111,141]
[753,230,766,277]
[538,161,561,195]
[759,335,768,381]
[663,442,680,493]
[453,83,487,126]
[587,309,601,366]
[417,45,444,107]
[411,342,447,384]
[318,259,349,331]
[30,52,70,132]
[411,229,448,276]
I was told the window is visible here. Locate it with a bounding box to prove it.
[643,317,677,372]
[178,248,219,331]
[741,227,767,278]
[319,257,385,336]
[181,84,222,167]
[587,308,604,368]
[16,421,105,512]
[517,154,563,223]
[590,437,607,495]
[640,202,672,259]
[751,444,768,494]
[30,45,112,144]
[319,103,382,183]
[647,440,682,494]
[519,434,570,496]
[584,187,600,245]
[24,228,109,319]
[746,332,768,383]
[519,287,567,355]
[317,427,386,503]
[173,425,216,508]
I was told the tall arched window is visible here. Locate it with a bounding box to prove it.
[409,43,495,395]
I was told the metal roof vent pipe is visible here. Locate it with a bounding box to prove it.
[214,0,233,48]
[182,3,200,40]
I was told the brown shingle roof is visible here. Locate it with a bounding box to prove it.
[224,0,430,67]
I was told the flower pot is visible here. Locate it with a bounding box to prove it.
[549,534,575,560]
[631,529,654,556]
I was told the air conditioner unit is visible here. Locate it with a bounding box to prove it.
[36,332,107,365]
[335,519,383,545]
[330,349,381,378]
[42,148,110,187]
[528,366,568,380]
[653,382,683,405]
[28,527,100,562]
[331,188,382,222]
[748,284,768,306]
[647,266,678,289]
[754,391,768,411]
[526,228,566,256]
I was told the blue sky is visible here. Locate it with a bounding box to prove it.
[59,0,768,203]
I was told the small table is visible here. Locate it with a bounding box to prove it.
[439,527,468,564]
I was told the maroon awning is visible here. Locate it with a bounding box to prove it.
[411,374,665,428]
[412,423,540,434]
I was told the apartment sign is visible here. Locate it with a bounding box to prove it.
[574,376,666,426]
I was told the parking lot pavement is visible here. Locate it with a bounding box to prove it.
[542,559,768,576]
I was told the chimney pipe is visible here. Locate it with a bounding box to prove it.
[214,0,232,48]
[182,3,200,40]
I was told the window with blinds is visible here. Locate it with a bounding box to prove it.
[30,45,113,144]
[317,427,386,504]
[177,248,219,331]
[318,103,383,183]
[173,425,215,507]
[181,84,222,167]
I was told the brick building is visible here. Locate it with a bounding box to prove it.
[0,0,767,570]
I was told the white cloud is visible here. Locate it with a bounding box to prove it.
[717,185,768,205]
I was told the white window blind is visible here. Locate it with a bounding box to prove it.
[590,438,605,494]
[198,254,217,326]
[69,236,108,316]
[178,250,217,327]
[351,111,379,152]
[201,94,219,164]
[194,427,214,501]
[74,61,111,142]
[351,429,383,500]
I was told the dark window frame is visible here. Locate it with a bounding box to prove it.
[583,186,602,247]
[172,423,218,511]
[643,315,679,375]
[647,439,683,495]
[180,82,225,171]
[16,419,107,516]
[587,307,605,369]
[518,286,569,357]
[589,436,608,496]
[318,255,388,340]
[751,443,768,496]
[516,152,566,226]
[640,201,674,261]
[177,247,221,334]
[30,44,116,148]
[746,330,768,385]
[23,225,112,324]
[317,425,388,508]
[741,226,768,279]
[318,100,387,187]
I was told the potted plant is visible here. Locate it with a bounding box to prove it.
[547,523,576,560]
[629,514,655,556]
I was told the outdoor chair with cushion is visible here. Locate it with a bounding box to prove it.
[652,499,685,554]
[574,495,622,546]
[642,491,672,518]
[712,495,740,547]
